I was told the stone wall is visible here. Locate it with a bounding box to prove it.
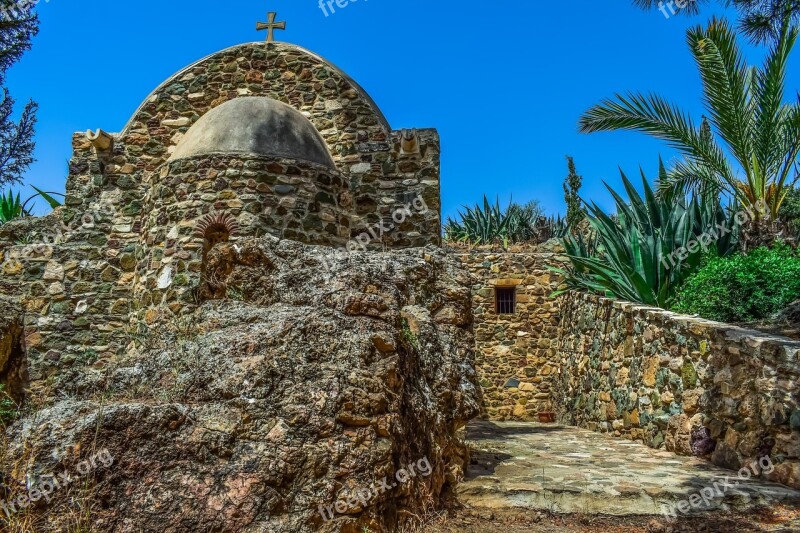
[134,155,351,322]
[0,41,442,389]
[554,291,800,489]
[453,246,565,420]
[0,210,134,387]
[1,237,480,533]
[113,41,442,252]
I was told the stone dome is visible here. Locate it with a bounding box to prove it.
[169,97,335,168]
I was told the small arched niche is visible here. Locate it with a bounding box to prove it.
[195,213,239,299]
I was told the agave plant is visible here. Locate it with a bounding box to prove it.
[0,186,63,225]
[444,196,564,246]
[0,190,21,223]
[553,166,738,308]
[445,196,523,246]
[579,18,800,248]
[537,214,570,241]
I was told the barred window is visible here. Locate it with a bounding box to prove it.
[495,287,516,315]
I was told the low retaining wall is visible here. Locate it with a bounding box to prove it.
[554,291,800,489]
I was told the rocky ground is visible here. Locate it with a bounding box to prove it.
[424,505,800,532]
[458,422,800,515]
[0,238,481,533]
[428,421,800,533]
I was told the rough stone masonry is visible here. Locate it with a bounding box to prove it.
[1,237,480,532]
[0,40,442,390]
[0,34,479,532]
[457,244,800,490]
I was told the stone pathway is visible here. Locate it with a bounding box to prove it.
[458,421,800,516]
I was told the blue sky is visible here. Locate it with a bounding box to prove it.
[5,0,800,218]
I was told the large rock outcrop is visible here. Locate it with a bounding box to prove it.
[1,237,480,532]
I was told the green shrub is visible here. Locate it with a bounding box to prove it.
[780,186,800,240]
[671,244,800,322]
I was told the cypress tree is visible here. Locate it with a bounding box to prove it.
[0,1,38,187]
[563,156,585,230]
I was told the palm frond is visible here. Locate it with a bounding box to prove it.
[689,19,755,177]
[582,16,799,225]
[579,92,737,189]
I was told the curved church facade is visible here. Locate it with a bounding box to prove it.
[6,39,442,377]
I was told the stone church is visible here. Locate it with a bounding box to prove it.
[2,19,442,378]
[0,16,485,532]
[3,13,800,533]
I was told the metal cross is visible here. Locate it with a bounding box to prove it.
[257,12,286,43]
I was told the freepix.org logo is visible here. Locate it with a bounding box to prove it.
[660,455,775,521]
[347,194,429,252]
[0,449,115,518]
[318,456,432,522]
[317,0,366,18]
[658,0,699,19]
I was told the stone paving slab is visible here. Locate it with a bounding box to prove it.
[458,421,800,516]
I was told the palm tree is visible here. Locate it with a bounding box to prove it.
[633,0,800,44]
[579,18,800,247]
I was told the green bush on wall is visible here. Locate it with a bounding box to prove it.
[671,244,800,323]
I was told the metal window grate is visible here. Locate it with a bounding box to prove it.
[495,287,516,315]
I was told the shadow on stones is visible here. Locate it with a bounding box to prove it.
[466,449,514,479]
[467,421,570,440]
[0,313,27,404]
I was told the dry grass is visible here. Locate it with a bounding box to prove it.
[0,385,109,532]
